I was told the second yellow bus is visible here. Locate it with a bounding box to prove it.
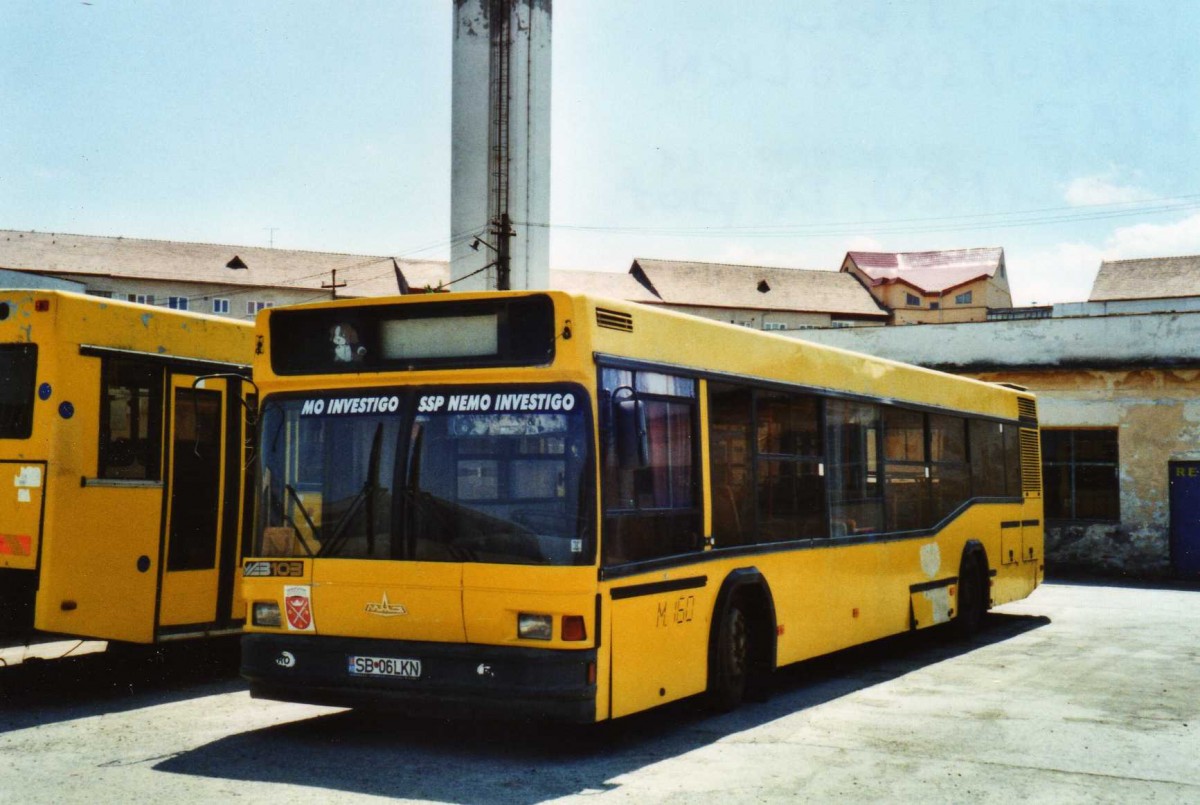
[0,291,255,646]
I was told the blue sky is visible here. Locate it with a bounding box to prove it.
[3,1,1199,304]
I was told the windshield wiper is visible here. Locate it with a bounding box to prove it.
[283,484,318,557]
[318,423,383,558]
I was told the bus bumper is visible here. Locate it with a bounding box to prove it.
[241,633,598,723]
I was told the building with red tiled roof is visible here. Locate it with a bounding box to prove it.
[841,247,1012,324]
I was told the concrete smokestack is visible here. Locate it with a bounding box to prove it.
[451,0,551,291]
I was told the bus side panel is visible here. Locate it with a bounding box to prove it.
[608,574,713,719]
[36,486,161,643]
[762,501,1035,668]
[993,497,1043,607]
[767,546,905,667]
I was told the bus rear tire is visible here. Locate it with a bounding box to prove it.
[709,601,749,712]
[953,552,988,637]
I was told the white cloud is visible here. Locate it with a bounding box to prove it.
[1105,211,1200,259]
[1008,241,1106,306]
[1062,173,1152,206]
[843,235,886,253]
[1008,211,1200,305]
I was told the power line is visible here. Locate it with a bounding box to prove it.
[520,192,1200,239]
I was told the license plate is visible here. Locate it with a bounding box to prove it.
[347,655,422,678]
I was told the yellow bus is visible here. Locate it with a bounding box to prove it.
[240,291,1042,721]
[0,290,255,645]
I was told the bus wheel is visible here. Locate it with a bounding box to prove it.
[953,553,987,637]
[709,601,749,712]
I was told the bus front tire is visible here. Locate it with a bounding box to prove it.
[709,602,749,712]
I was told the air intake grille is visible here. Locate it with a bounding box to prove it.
[1017,397,1038,425]
[596,307,634,333]
[1020,428,1041,494]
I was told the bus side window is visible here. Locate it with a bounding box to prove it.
[969,419,1007,498]
[1003,423,1023,497]
[755,391,826,541]
[826,400,883,536]
[709,383,754,546]
[601,368,701,565]
[98,358,164,480]
[882,407,929,532]
[928,414,968,522]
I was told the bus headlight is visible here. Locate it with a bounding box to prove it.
[253,601,282,628]
[517,613,552,640]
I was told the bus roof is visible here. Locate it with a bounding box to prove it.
[255,290,1032,421]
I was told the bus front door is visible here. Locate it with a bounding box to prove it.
[159,375,238,632]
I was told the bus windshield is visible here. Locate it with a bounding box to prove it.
[255,387,593,566]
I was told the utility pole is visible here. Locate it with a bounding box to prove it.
[490,0,512,290]
[321,269,347,300]
[495,213,512,290]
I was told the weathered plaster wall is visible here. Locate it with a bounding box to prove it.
[973,368,1200,576]
[893,305,990,325]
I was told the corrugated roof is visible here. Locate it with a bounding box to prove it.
[846,247,1005,294]
[0,230,662,304]
[550,269,661,302]
[630,258,887,317]
[395,263,661,302]
[0,230,429,298]
[1089,255,1200,302]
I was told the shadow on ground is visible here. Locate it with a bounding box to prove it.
[0,637,243,732]
[154,613,1049,804]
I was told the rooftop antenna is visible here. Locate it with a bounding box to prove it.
[264,227,279,248]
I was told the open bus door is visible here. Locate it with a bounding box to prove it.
[159,374,243,634]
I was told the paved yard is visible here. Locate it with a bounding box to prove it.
[0,582,1197,803]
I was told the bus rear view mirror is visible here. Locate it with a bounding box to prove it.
[614,395,649,470]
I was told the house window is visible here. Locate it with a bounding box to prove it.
[168,296,189,311]
[212,298,230,314]
[86,290,114,299]
[1041,429,1119,521]
[247,301,274,315]
[906,293,920,306]
[955,291,973,305]
[762,322,787,331]
[929,302,940,310]
[127,294,155,305]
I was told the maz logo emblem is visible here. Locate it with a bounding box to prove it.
[365,593,408,617]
